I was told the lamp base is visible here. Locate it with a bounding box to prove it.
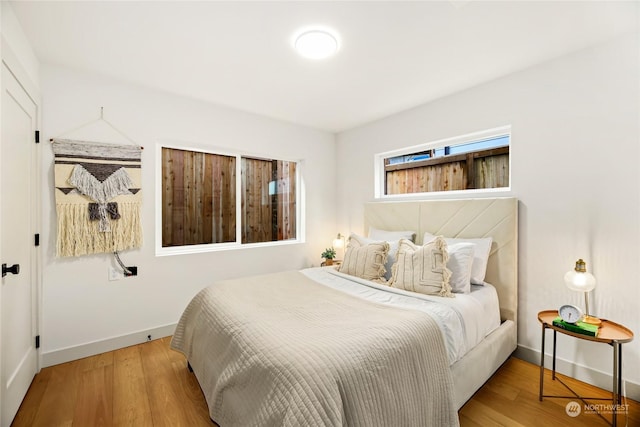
[582,315,602,326]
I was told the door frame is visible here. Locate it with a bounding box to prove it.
[1,36,42,418]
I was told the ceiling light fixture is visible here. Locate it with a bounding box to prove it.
[293,28,339,60]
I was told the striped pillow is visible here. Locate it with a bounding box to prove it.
[389,237,453,297]
[338,234,389,283]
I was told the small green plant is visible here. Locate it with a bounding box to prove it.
[321,247,336,260]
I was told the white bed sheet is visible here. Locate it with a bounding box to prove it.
[301,267,501,365]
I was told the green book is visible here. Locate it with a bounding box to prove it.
[552,316,599,337]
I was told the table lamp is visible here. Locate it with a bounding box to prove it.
[564,259,601,325]
[333,233,345,260]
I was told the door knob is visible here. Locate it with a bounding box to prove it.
[2,263,20,277]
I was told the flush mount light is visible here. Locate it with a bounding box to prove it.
[293,28,339,60]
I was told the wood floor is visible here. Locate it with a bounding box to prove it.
[11,337,640,426]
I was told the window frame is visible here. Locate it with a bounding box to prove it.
[374,125,512,199]
[155,141,304,256]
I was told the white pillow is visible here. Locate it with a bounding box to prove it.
[367,228,416,280]
[423,232,492,285]
[389,237,453,297]
[368,227,416,243]
[446,243,475,294]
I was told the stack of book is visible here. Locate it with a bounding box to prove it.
[552,316,599,337]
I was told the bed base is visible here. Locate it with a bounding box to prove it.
[451,319,517,409]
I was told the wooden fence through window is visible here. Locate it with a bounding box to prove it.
[241,158,296,244]
[385,146,509,195]
[162,148,236,247]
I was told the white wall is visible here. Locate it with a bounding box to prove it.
[336,33,640,396]
[1,2,39,88]
[39,65,337,365]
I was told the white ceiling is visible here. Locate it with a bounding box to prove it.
[9,1,638,133]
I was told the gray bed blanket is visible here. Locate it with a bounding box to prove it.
[171,270,459,427]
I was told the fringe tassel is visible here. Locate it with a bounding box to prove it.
[56,202,142,257]
[432,236,454,298]
[371,241,390,284]
[69,165,134,232]
[70,165,133,202]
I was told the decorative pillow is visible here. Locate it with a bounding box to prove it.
[338,234,390,283]
[446,243,475,294]
[389,237,453,297]
[362,228,416,281]
[423,232,492,285]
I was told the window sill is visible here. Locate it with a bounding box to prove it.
[376,187,512,201]
[155,238,304,257]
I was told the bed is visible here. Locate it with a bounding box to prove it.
[171,197,518,426]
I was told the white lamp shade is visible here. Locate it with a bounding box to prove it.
[333,235,344,248]
[564,269,596,292]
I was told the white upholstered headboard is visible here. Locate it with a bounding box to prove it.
[364,197,518,323]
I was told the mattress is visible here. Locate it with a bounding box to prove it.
[302,266,501,365]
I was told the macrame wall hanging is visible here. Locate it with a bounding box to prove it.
[51,135,143,257]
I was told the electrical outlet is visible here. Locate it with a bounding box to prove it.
[108,267,124,281]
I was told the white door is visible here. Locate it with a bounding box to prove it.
[1,63,39,426]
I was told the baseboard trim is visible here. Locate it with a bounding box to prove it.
[514,344,640,402]
[41,323,177,368]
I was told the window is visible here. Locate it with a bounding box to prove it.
[161,148,236,247]
[375,126,510,198]
[240,157,297,244]
[159,146,299,254]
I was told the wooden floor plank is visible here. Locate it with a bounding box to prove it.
[11,340,640,427]
[140,338,207,427]
[459,399,527,427]
[9,367,52,427]
[164,338,213,425]
[112,345,153,427]
[139,339,188,427]
[72,365,114,427]
[25,359,83,427]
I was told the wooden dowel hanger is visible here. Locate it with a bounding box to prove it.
[50,107,144,149]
